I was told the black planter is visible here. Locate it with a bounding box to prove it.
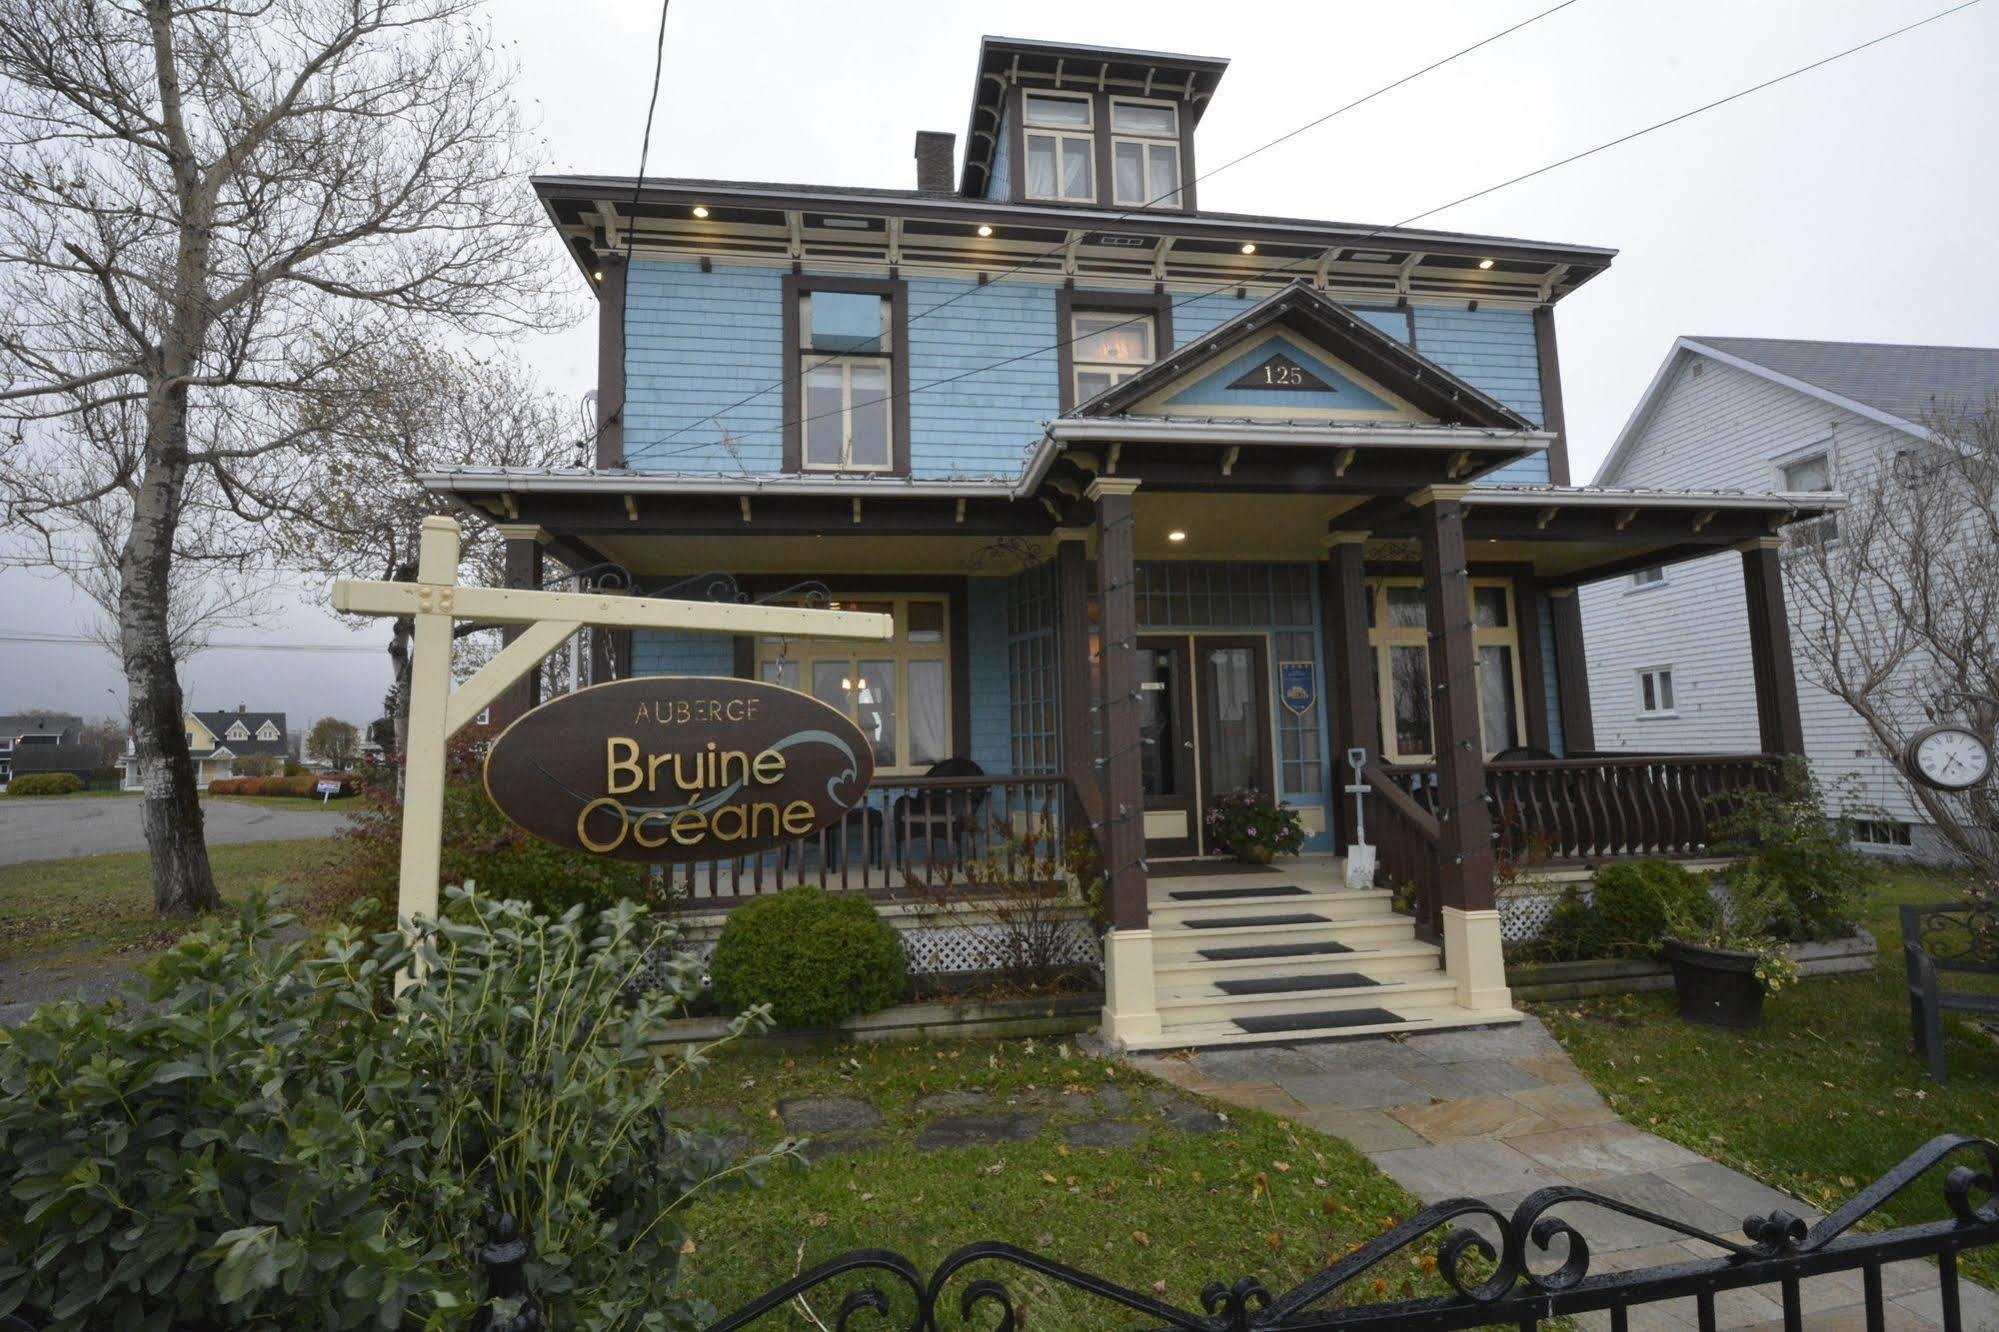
[1663,939,1767,1029]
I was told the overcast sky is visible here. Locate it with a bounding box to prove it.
[6,0,1996,731]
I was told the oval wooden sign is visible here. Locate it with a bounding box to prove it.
[483,677,875,864]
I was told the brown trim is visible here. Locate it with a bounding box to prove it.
[1513,573,1552,751]
[1136,634,1199,857]
[1190,633,1276,856]
[1095,487,1147,929]
[1321,540,1377,845]
[1090,93,1113,211]
[1056,540,1098,822]
[1533,304,1572,485]
[1741,543,1806,756]
[1547,589,1596,754]
[948,577,972,762]
[1417,496,1494,911]
[780,272,911,477]
[493,535,545,726]
[1005,84,1025,205]
[1056,286,1176,412]
[595,254,627,467]
[731,635,755,680]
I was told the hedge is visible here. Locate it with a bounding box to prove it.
[207,774,357,798]
[5,773,84,796]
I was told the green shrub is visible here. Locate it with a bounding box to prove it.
[233,753,282,777]
[709,886,907,1027]
[1539,859,1718,961]
[284,760,310,777]
[0,888,774,1330]
[1707,758,1872,942]
[4,773,82,796]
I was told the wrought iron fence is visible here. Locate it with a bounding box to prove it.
[462,1133,1998,1331]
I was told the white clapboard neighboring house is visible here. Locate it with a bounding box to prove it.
[1579,336,1999,859]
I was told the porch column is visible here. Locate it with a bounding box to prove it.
[1090,477,1160,1044]
[1413,486,1511,1012]
[1055,531,1100,827]
[490,526,546,727]
[1547,587,1595,753]
[1740,537,1806,756]
[1321,530,1378,846]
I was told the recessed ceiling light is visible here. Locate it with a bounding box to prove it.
[1477,258,1494,270]
[691,205,710,219]
[1167,529,1188,542]
[977,224,993,237]
[1240,243,1256,255]
[592,268,604,280]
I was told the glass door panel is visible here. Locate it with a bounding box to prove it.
[1137,638,1196,857]
[1194,637,1274,854]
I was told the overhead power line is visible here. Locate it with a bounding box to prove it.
[635,0,1984,467]
[0,630,388,654]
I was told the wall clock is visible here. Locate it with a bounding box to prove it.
[1903,724,1993,792]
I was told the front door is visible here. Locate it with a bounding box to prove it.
[1137,638,1197,856]
[1194,637,1275,845]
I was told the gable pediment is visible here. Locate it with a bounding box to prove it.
[1133,331,1431,423]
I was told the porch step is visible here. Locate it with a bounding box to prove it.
[1148,889,1393,922]
[1213,971,1377,996]
[1154,972,1460,1020]
[1152,914,1416,959]
[1234,1006,1407,1035]
[1180,912,1328,930]
[1197,940,1352,961]
[1166,884,1310,902]
[1123,1004,1527,1053]
[1156,941,1444,989]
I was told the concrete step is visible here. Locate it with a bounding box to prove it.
[1154,972,1460,1020]
[1124,1004,1526,1053]
[1148,889,1394,925]
[1153,940,1443,988]
[1151,914,1417,959]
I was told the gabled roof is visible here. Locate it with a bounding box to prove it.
[0,713,81,738]
[191,711,287,758]
[1597,335,1999,484]
[9,746,93,776]
[1069,281,1537,430]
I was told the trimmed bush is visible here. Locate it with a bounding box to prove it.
[284,761,310,777]
[233,753,282,777]
[5,773,83,797]
[1540,859,1718,961]
[210,774,357,798]
[709,886,907,1028]
[0,889,767,1329]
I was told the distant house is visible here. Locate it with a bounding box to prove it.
[0,713,84,785]
[1580,336,1999,859]
[121,707,289,791]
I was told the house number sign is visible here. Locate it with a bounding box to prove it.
[484,677,874,863]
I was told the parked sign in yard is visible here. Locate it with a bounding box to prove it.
[484,677,873,863]
[315,779,341,803]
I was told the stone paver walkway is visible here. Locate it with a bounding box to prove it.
[1127,1018,1999,1330]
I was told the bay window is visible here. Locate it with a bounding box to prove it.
[758,597,949,774]
[1022,92,1096,203]
[1110,98,1182,207]
[1366,578,1528,762]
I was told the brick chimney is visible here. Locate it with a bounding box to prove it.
[913,131,955,193]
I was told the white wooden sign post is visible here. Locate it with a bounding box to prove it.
[331,515,893,932]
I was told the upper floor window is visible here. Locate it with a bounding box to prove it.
[1022,93,1096,203]
[785,276,907,475]
[1637,666,1677,718]
[1110,98,1182,207]
[226,721,250,741]
[1630,566,1664,589]
[256,722,279,741]
[1072,310,1155,403]
[1779,449,1839,546]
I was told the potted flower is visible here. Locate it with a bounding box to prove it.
[1659,869,1799,1029]
[1206,788,1306,865]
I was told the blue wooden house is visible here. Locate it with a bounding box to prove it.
[425,37,1833,1048]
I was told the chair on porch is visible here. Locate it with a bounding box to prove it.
[890,757,990,870]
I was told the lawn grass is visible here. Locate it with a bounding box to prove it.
[0,837,340,960]
[2,788,135,799]
[671,1038,1457,1327]
[1536,865,1999,1289]
[205,793,359,811]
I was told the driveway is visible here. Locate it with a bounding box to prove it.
[0,796,352,866]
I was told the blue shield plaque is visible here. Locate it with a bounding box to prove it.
[1278,660,1317,717]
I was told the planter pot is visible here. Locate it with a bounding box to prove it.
[1238,844,1275,866]
[1663,939,1767,1029]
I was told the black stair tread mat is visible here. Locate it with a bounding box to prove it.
[1215,972,1379,995]
[1182,912,1329,929]
[1233,1007,1409,1034]
[1149,859,1277,879]
[1168,884,1307,901]
[1198,941,1354,961]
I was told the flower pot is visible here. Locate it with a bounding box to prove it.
[1663,939,1766,1029]
[1238,844,1275,866]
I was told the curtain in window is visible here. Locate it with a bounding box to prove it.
[857,660,896,766]
[1025,136,1057,198]
[1061,139,1092,198]
[1478,644,1518,751]
[908,660,947,765]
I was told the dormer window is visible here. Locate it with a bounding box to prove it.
[1110,98,1182,207]
[1022,92,1096,203]
[256,722,279,741]
[226,722,250,741]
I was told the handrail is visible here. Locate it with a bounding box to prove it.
[1363,759,1443,940]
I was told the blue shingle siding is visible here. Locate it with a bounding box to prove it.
[624,261,786,473]
[965,578,1012,772]
[1409,306,1549,486]
[906,278,1060,478]
[629,629,736,678]
[1538,593,1565,756]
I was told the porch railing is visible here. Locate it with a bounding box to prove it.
[1384,752,1781,865]
[658,773,1076,907]
[1363,760,1444,940]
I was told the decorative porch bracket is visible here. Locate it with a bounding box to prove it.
[329,515,893,950]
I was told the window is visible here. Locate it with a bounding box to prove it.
[256,722,279,741]
[1630,566,1665,589]
[1022,92,1096,203]
[758,596,950,774]
[1071,309,1156,403]
[226,721,250,741]
[1109,98,1182,207]
[785,278,905,474]
[1779,449,1839,546]
[1852,818,1912,847]
[1365,579,1527,761]
[1637,666,1677,718]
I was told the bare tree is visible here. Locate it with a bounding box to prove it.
[280,333,579,758]
[0,0,564,914]
[1785,398,1999,877]
[305,716,360,770]
[78,718,129,768]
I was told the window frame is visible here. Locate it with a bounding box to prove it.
[1629,565,1666,591]
[755,594,953,776]
[781,274,909,476]
[1021,91,1097,204]
[1108,96,1183,208]
[225,721,250,741]
[1636,665,1678,719]
[1775,443,1840,547]
[1055,288,1174,411]
[1366,577,1529,762]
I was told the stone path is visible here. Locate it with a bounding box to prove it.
[1127,1018,1999,1330]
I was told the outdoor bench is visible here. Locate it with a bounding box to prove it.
[1901,901,1999,1083]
